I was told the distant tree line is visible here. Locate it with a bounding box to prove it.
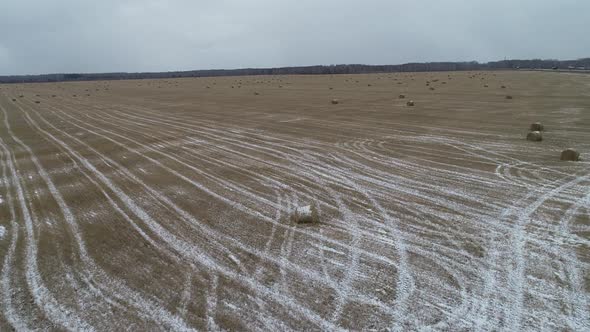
[1,58,589,84]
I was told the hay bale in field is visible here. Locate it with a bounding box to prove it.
[331,99,339,104]
[526,131,542,142]
[406,100,415,106]
[530,122,544,131]
[501,85,506,88]
[19,95,24,98]
[484,84,489,87]
[560,148,580,161]
[398,94,405,99]
[429,87,435,90]
[505,95,513,99]
[52,95,56,97]
[11,99,16,102]
[254,92,260,95]
[291,205,319,224]
[34,101,40,104]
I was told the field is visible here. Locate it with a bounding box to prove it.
[0,71,589,330]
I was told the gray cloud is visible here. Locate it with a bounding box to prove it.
[1,0,589,75]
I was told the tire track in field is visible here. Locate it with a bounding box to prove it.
[0,119,29,330]
[43,97,400,271]
[17,95,342,330]
[4,99,199,330]
[53,96,418,324]
[0,108,93,330]
[54,94,504,328]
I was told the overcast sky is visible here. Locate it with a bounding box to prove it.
[1,0,588,75]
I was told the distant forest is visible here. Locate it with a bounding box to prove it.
[1,58,589,84]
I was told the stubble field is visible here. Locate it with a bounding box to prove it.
[0,71,589,331]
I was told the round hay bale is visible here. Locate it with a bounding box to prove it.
[290,205,319,224]
[483,84,489,88]
[34,101,40,104]
[530,122,544,131]
[560,148,580,161]
[254,92,259,95]
[398,94,405,99]
[11,98,16,102]
[501,85,506,88]
[19,95,24,98]
[506,95,513,99]
[526,131,542,142]
[429,87,435,90]
[406,100,415,107]
[331,99,339,104]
